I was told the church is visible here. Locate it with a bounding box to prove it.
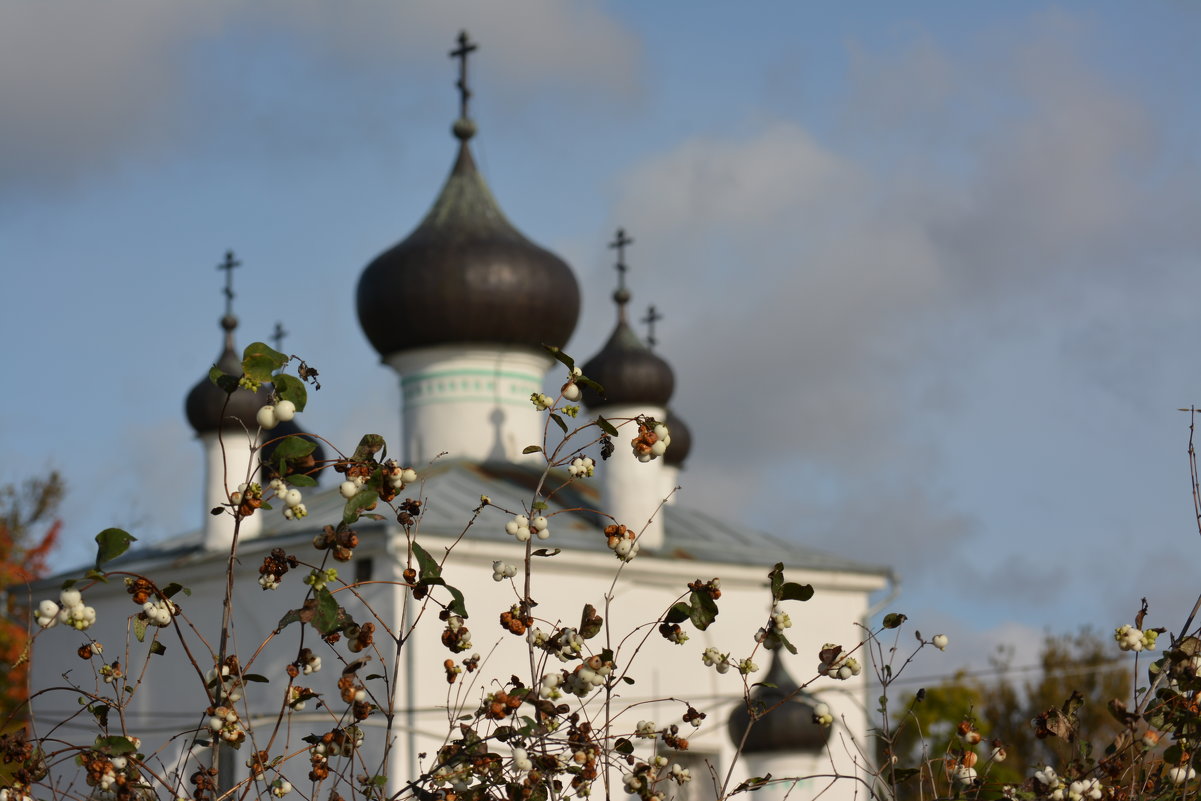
[29,33,891,801]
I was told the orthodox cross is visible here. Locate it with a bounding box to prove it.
[271,321,288,352]
[450,30,478,120]
[609,228,634,294]
[217,250,240,318]
[642,305,662,349]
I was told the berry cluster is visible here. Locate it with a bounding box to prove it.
[205,659,245,703]
[292,647,321,676]
[36,588,96,631]
[504,514,550,543]
[817,643,862,680]
[754,607,792,651]
[484,689,524,720]
[440,612,472,653]
[78,745,145,800]
[337,675,373,721]
[229,481,264,518]
[255,400,297,431]
[264,478,307,520]
[258,547,299,590]
[312,525,359,563]
[567,456,595,478]
[701,647,731,674]
[812,701,834,726]
[603,523,639,561]
[500,605,533,636]
[141,598,174,628]
[563,655,613,697]
[268,778,293,798]
[206,705,245,745]
[304,568,338,591]
[631,421,670,463]
[491,560,518,582]
[1115,624,1158,652]
[531,393,554,411]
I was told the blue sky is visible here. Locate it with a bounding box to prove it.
[4,1,1201,674]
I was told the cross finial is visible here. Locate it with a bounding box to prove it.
[271,321,288,352]
[450,30,478,122]
[217,249,241,319]
[609,227,634,305]
[642,305,663,349]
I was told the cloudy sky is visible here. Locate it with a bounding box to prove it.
[4,2,1200,677]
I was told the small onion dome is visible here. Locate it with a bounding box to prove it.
[663,409,692,467]
[727,653,830,754]
[185,316,269,435]
[580,321,674,409]
[356,141,580,357]
[260,420,328,483]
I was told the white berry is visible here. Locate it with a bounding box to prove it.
[274,399,296,422]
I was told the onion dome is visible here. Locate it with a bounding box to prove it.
[185,314,269,435]
[663,409,692,467]
[260,420,328,483]
[727,653,830,754]
[581,231,674,409]
[356,32,578,358]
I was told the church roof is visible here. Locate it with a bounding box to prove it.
[105,460,889,578]
[356,40,579,359]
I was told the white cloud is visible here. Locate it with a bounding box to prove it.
[0,0,640,198]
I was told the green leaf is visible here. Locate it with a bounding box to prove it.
[95,528,136,568]
[208,365,240,393]
[83,569,108,583]
[575,376,604,395]
[274,435,316,460]
[768,563,784,601]
[271,373,308,412]
[882,612,908,629]
[285,473,317,487]
[688,590,719,631]
[446,584,469,619]
[777,631,798,655]
[242,341,288,382]
[543,345,575,371]
[351,434,386,462]
[665,602,691,625]
[96,736,138,755]
[522,445,542,454]
[312,588,341,635]
[595,416,620,437]
[621,676,635,685]
[531,501,548,511]
[243,674,270,683]
[149,640,166,656]
[531,548,561,557]
[779,582,814,602]
[276,609,302,631]
[133,617,147,643]
[614,737,633,755]
[411,541,442,581]
[162,582,191,598]
[550,414,568,434]
[343,490,379,525]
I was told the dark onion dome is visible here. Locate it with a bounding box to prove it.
[356,140,580,358]
[727,653,831,753]
[663,409,692,467]
[185,315,269,435]
[260,420,328,483]
[580,320,674,409]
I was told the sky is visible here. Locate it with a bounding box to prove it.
[3,1,1201,680]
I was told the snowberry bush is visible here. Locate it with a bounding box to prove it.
[8,340,1201,801]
